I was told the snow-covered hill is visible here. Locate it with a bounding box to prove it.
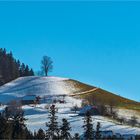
[0,76,82,103]
[0,76,69,95]
[0,76,140,136]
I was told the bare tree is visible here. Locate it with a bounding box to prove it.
[41,56,53,76]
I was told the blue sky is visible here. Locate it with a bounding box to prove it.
[0,1,140,101]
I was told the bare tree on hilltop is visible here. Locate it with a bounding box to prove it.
[41,56,53,76]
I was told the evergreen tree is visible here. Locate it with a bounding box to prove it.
[0,107,34,140]
[0,48,34,85]
[14,59,20,78]
[20,63,26,76]
[11,114,27,139]
[60,118,71,140]
[29,68,34,76]
[96,122,101,139]
[83,111,94,140]
[36,128,46,139]
[7,51,14,80]
[34,131,37,139]
[0,112,12,139]
[25,128,34,140]
[46,105,59,140]
[25,65,30,76]
[73,133,80,140]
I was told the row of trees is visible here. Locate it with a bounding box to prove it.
[0,48,34,85]
[0,48,54,85]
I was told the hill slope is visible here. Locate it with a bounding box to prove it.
[79,88,140,111]
[0,76,139,111]
[0,76,94,103]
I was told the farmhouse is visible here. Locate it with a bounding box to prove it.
[79,105,99,116]
[21,95,36,105]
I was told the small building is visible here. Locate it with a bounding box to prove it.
[79,105,99,116]
[21,95,36,105]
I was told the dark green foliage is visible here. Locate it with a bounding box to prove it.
[73,133,80,140]
[0,112,13,139]
[0,48,34,85]
[83,111,94,140]
[0,106,34,140]
[30,68,35,76]
[11,114,27,139]
[24,128,34,139]
[46,105,59,140]
[96,122,101,139]
[60,118,71,140]
[35,128,46,139]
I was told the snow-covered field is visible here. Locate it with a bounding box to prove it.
[0,76,140,136]
[0,76,77,104]
[24,98,140,136]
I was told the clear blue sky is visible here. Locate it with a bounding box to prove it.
[0,1,140,101]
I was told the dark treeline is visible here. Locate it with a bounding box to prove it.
[0,48,34,85]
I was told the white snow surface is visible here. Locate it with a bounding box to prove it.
[23,100,140,136]
[0,76,74,103]
[0,76,140,135]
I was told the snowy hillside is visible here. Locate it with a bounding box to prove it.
[0,76,140,136]
[0,76,81,103]
[24,100,140,136]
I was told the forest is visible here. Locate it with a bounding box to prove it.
[0,48,34,85]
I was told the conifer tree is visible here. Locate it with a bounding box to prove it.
[36,128,46,139]
[25,65,30,76]
[73,133,80,140]
[83,111,94,140]
[11,114,26,139]
[60,118,71,140]
[0,112,12,139]
[20,63,26,76]
[46,105,59,140]
[0,48,34,85]
[96,122,101,139]
[29,68,34,76]
[0,107,34,140]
